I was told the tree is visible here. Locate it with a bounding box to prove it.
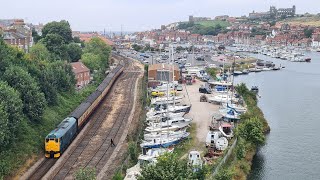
[3,66,46,122]
[39,66,59,105]
[40,33,68,60]
[304,28,314,38]
[81,53,101,71]
[132,44,143,52]
[75,168,96,180]
[49,61,76,92]
[73,36,81,43]
[42,20,73,43]
[32,28,41,43]
[29,43,51,62]
[207,68,217,79]
[0,81,24,147]
[144,44,151,52]
[0,103,9,147]
[237,117,265,146]
[67,43,82,62]
[269,21,276,26]
[74,37,85,47]
[138,153,194,180]
[83,37,111,68]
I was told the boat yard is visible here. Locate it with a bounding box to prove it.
[122,43,284,179]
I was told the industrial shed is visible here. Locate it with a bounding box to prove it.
[148,63,180,87]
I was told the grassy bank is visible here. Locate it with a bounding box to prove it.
[195,20,230,28]
[214,83,270,180]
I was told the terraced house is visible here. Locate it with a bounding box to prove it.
[0,19,33,52]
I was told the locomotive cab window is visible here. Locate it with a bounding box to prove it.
[55,138,59,143]
[46,139,49,142]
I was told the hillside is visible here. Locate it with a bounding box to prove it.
[177,20,230,35]
[194,20,230,28]
[281,16,320,27]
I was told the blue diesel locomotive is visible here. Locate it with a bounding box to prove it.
[45,65,124,158]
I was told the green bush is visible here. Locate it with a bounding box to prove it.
[214,168,234,180]
[128,142,138,165]
[235,138,246,160]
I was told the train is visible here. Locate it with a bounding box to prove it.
[45,65,124,158]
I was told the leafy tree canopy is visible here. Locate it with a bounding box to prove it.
[81,53,101,71]
[138,153,194,180]
[237,117,265,146]
[3,66,46,122]
[67,43,82,62]
[42,20,73,43]
[40,33,68,60]
[29,43,51,62]
[83,37,111,68]
[0,81,24,148]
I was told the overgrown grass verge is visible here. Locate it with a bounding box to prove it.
[110,64,147,179]
[213,83,270,180]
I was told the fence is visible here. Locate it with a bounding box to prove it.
[212,137,238,176]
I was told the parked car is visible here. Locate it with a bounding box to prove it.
[185,63,192,67]
[208,64,217,68]
[199,84,212,94]
[201,75,210,82]
[196,56,205,61]
[143,60,149,64]
[176,84,183,91]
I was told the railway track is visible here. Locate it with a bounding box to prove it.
[27,159,57,180]
[52,71,139,179]
[25,55,142,180]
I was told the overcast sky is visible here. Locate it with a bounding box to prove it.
[1,0,319,32]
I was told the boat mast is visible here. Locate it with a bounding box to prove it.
[172,45,176,108]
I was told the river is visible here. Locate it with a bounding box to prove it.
[233,52,320,180]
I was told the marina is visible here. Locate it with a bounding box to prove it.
[235,51,320,180]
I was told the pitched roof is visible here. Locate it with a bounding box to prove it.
[79,33,114,46]
[70,62,90,74]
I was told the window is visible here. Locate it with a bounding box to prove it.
[46,139,49,142]
[55,139,58,143]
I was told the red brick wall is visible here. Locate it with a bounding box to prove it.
[76,71,90,87]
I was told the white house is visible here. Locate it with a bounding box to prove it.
[312,37,320,47]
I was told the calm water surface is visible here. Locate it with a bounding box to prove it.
[234,52,320,180]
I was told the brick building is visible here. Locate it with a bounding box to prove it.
[0,19,33,52]
[70,62,91,88]
[148,63,180,87]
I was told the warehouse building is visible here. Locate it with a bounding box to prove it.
[148,63,180,87]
